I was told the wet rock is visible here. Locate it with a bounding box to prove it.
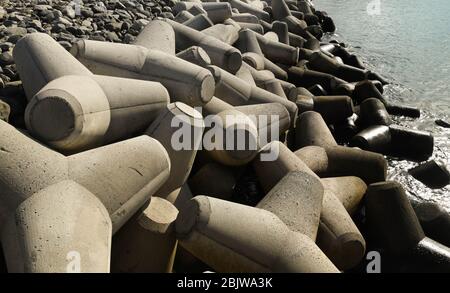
[409,160,450,189]
[0,99,10,122]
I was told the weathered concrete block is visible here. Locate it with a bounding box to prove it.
[295,111,337,148]
[111,197,179,273]
[71,40,215,106]
[201,23,240,45]
[25,75,169,153]
[366,181,426,255]
[257,171,324,241]
[409,160,450,189]
[321,176,367,215]
[229,0,271,22]
[176,196,339,272]
[295,145,387,184]
[253,141,366,269]
[0,120,170,272]
[254,31,299,65]
[183,14,214,31]
[200,2,233,23]
[235,102,291,143]
[165,19,242,73]
[2,180,111,273]
[0,100,10,122]
[176,46,212,68]
[207,65,298,122]
[146,103,205,198]
[204,108,259,166]
[13,33,92,100]
[359,97,392,126]
[134,20,176,55]
[412,202,450,247]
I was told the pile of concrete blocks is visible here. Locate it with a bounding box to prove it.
[1,0,449,273]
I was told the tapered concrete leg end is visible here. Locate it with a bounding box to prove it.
[4,180,111,273]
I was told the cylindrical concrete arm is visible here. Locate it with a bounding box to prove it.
[2,180,111,273]
[13,33,92,100]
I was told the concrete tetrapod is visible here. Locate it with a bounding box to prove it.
[71,40,215,107]
[164,19,242,74]
[252,141,366,269]
[257,171,324,241]
[201,23,240,45]
[2,180,111,273]
[294,145,387,184]
[203,108,259,166]
[146,103,205,198]
[183,14,214,31]
[176,46,212,68]
[13,33,92,100]
[25,75,170,153]
[133,20,176,55]
[0,120,171,272]
[176,196,339,273]
[412,202,450,247]
[206,65,298,123]
[229,0,271,22]
[295,111,337,149]
[365,181,450,272]
[235,102,291,144]
[111,197,179,273]
[321,177,367,215]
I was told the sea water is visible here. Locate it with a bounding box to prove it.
[313,0,450,210]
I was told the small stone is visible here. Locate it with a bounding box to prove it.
[105,32,120,42]
[0,43,13,52]
[5,27,28,37]
[435,119,450,128]
[81,8,94,18]
[409,160,450,189]
[93,3,108,14]
[0,52,14,66]
[63,6,76,19]
[0,100,10,122]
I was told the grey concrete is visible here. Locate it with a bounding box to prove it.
[207,65,298,123]
[229,0,270,22]
[13,33,92,100]
[204,108,259,166]
[111,197,179,273]
[71,40,215,106]
[257,171,324,241]
[366,181,426,255]
[321,177,367,215]
[295,111,337,148]
[25,74,169,153]
[176,196,339,272]
[201,23,240,45]
[176,46,212,68]
[235,102,291,144]
[183,14,214,31]
[134,20,176,55]
[253,141,366,270]
[146,103,205,198]
[295,145,387,184]
[0,120,171,272]
[165,19,242,73]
